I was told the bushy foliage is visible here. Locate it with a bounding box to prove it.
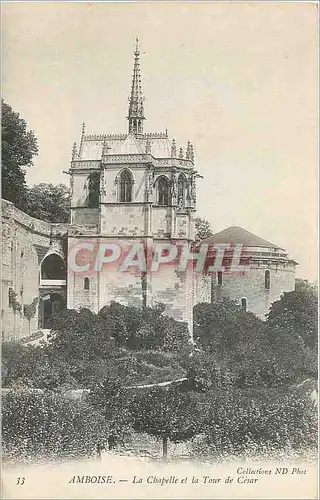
[89,378,134,449]
[193,298,318,388]
[3,293,318,463]
[194,217,213,241]
[266,287,318,350]
[98,302,190,351]
[132,385,203,459]
[46,304,188,386]
[25,183,70,223]
[2,342,78,390]
[192,388,318,461]
[2,390,107,462]
[49,308,115,362]
[2,304,189,388]
[1,100,38,209]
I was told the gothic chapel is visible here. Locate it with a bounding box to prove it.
[67,38,198,331]
[2,39,296,341]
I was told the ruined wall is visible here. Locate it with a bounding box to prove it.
[1,200,68,340]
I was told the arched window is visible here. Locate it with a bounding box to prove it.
[157,176,169,206]
[177,173,187,208]
[88,172,100,208]
[41,254,66,280]
[119,169,133,202]
[217,271,223,286]
[265,270,271,290]
[84,277,90,290]
[241,297,247,311]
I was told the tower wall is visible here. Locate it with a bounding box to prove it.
[196,260,296,319]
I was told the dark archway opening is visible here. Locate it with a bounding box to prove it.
[157,176,169,206]
[41,254,66,280]
[88,172,100,208]
[119,169,133,202]
[39,292,66,329]
[241,297,247,311]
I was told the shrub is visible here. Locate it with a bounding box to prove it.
[191,388,318,461]
[2,390,108,462]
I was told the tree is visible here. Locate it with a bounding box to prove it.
[1,342,77,390]
[48,305,190,387]
[98,302,191,352]
[192,388,318,461]
[89,377,134,451]
[23,297,39,334]
[194,216,213,241]
[266,287,318,349]
[193,300,283,388]
[1,100,38,208]
[193,297,318,389]
[2,390,107,461]
[193,299,267,353]
[25,183,70,223]
[48,308,114,361]
[132,386,202,460]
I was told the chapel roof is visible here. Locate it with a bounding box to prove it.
[72,39,194,164]
[202,226,285,250]
[79,132,172,160]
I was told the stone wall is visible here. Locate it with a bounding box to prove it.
[1,200,68,340]
[196,260,296,319]
[100,204,147,236]
[67,236,194,334]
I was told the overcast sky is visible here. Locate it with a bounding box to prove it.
[2,2,318,280]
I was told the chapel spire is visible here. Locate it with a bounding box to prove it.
[127,37,145,136]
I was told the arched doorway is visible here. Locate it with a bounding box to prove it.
[41,253,66,283]
[38,292,66,329]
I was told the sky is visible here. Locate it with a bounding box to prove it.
[2,2,318,281]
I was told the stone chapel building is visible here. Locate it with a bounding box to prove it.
[1,40,297,341]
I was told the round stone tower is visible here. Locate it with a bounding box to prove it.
[197,226,297,319]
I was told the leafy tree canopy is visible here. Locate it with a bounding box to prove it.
[194,216,213,241]
[3,390,107,461]
[89,377,134,449]
[132,385,203,459]
[98,302,191,352]
[43,304,190,387]
[1,100,38,209]
[2,342,78,390]
[25,183,70,223]
[266,287,318,349]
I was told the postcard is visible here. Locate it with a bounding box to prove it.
[1,1,318,499]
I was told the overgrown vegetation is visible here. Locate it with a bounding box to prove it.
[2,99,70,222]
[2,286,318,462]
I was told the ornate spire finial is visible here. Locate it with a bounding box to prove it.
[72,142,77,161]
[79,123,86,158]
[171,139,177,158]
[135,36,140,55]
[145,138,151,153]
[179,147,184,159]
[127,38,145,137]
[190,143,194,163]
[186,141,192,160]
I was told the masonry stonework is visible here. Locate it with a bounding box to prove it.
[1,42,297,341]
[195,226,297,319]
[1,200,68,340]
